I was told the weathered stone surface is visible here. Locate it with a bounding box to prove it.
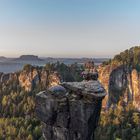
[19,69,61,92]
[131,69,140,110]
[82,61,98,81]
[0,73,18,84]
[98,64,140,111]
[98,64,118,107]
[109,66,140,110]
[36,80,106,140]
[62,81,106,100]
[108,65,128,106]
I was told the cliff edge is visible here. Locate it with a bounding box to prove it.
[35,77,106,140]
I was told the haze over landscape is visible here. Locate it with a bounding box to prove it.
[0,0,140,57]
[0,1,140,140]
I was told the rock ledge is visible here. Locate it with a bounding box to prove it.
[36,80,106,140]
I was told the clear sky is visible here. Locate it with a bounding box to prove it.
[0,0,140,58]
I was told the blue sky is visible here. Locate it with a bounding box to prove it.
[0,0,140,58]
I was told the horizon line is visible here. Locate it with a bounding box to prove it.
[0,55,112,59]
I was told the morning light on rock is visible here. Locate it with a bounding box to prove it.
[0,0,140,140]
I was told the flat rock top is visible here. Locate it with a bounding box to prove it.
[62,80,106,98]
[37,80,106,99]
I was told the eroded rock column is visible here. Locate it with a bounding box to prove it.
[35,70,106,140]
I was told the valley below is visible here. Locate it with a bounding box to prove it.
[0,55,107,73]
[0,48,140,140]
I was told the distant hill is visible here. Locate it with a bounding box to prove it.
[15,55,43,61]
[0,55,110,73]
[0,56,6,59]
[0,56,9,61]
[0,55,109,64]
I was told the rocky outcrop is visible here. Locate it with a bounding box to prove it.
[98,64,118,107]
[108,65,128,107]
[0,73,18,84]
[35,80,106,140]
[108,66,140,110]
[131,70,140,109]
[19,69,40,91]
[19,69,61,92]
[98,64,140,111]
[0,68,61,92]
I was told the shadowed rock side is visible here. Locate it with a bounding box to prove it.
[108,65,128,107]
[108,66,140,110]
[35,80,106,140]
[98,64,140,111]
[98,64,119,107]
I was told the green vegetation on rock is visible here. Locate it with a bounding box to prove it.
[0,62,83,139]
[103,46,140,71]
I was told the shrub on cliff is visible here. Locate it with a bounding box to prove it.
[102,46,140,71]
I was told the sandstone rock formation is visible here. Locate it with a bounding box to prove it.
[131,69,140,109]
[19,69,40,91]
[18,69,61,92]
[98,64,140,111]
[0,73,18,84]
[36,80,106,140]
[108,65,128,107]
[98,64,117,107]
[0,68,61,92]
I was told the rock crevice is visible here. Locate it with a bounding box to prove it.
[36,80,106,140]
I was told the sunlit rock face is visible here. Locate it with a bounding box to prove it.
[19,69,61,92]
[36,80,106,140]
[131,69,140,110]
[19,69,40,91]
[48,72,61,87]
[40,69,49,89]
[98,64,140,110]
[0,67,61,92]
[98,64,118,107]
[110,67,140,110]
